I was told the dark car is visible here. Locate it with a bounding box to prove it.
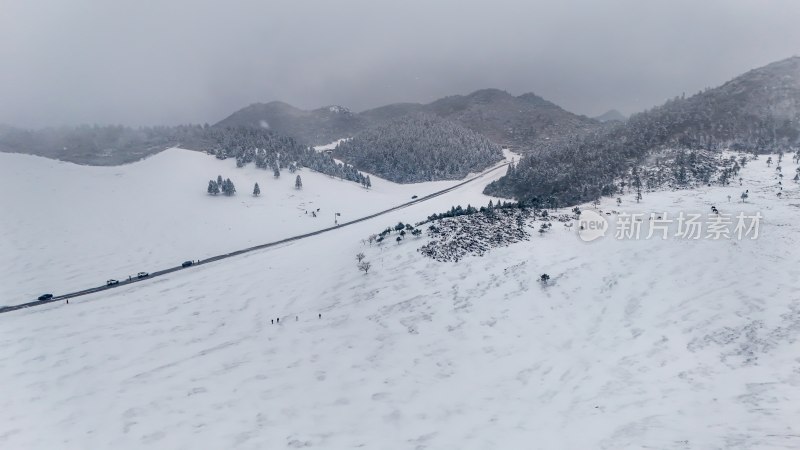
[137,272,149,279]
[412,195,418,199]
[106,279,119,286]
[182,261,194,268]
[38,294,53,301]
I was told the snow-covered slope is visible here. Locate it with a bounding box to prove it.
[1,152,799,449]
[0,148,512,303]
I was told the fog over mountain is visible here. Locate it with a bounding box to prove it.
[1,0,799,128]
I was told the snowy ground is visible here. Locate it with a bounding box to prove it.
[1,151,799,449]
[0,148,513,303]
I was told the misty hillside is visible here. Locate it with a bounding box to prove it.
[593,109,627,122]
[214,101,367,146]
[486,56,800,205]
[219,89,600,151]
[0,124,370,185]
[333,113,503,183]
[0,125,176,165]
[420,89,600,150]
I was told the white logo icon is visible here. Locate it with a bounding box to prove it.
[577,210,608,242]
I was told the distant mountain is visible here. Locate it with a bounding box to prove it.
[421,89,599,150]
[215,101,368,146]
[219,89,600,151]
[593,109,627,122]
[334,113,503,183]
[357,102,425,123]
[486,56,800,206]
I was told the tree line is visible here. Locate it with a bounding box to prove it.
[334,113,503,183]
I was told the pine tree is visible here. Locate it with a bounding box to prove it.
[295,175,302,189]
[273,165,280,178]
[207,180,219,195]
[217,175,223,187]
[365,176,371,189]
[222,178,236,196]
[253,182,260,197]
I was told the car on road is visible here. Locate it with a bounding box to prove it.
[137,272,149,279]
[412,195,418,199]
[38,294,53,301]
[181,261,194,268]
[106,279,119,286]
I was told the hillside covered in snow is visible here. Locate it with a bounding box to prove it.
[485,56,800,205]
[2,147,799,449]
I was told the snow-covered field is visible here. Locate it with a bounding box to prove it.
[1,151,799,449]
[0,148,512,303]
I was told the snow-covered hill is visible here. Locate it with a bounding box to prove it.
[0,148,512,303]
[1,150,799,449]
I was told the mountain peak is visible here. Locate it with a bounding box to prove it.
[594,109,627,122]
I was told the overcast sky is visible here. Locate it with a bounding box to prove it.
[1,0,799,128]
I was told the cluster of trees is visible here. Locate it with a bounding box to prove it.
[486,116,790,206]
[419,207,533,262]
[207,175,236,196]
[368,222,423,245]
[485,59,800,206]
[202,127,367,186]
[334,113,503,183]
[421,199,525,224]
[355,252,371,274]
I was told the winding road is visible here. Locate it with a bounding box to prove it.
[1,162,509,314]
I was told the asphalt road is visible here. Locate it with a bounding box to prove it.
[0,162,509,315]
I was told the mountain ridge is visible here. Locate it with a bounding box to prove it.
[216,88,600,150]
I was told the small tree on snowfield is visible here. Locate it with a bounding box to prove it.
[217,175,223,187]
[540,273,550,284]
[295,175,303,189]
[223,178,236,196]
[356,252,365,263]
[253,182,260,197]
[207,180,219,195]
[358,261,371,274]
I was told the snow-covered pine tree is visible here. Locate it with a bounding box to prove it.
[295,175,302,189]
[253,182,260,196]
[207,180,219,195]
[223,178,236,196]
